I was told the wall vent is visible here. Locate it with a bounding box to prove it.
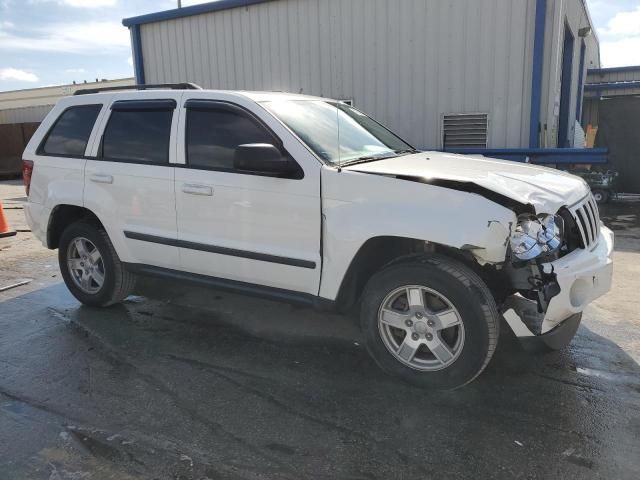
[442,113,489,149]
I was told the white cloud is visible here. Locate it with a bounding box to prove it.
[62,0,117,7]
[596,4,640,67]
[0,67,39,82]
[0,21,130,53]
[602,6,640,36]
[127,56,133,67]
[600,36,640,68]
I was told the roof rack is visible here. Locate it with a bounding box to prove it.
[73,83,203,95]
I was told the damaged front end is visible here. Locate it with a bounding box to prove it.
[500,257,572,351]
[498,197,614,350]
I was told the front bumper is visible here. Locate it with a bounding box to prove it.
[540,225,614,333]
[503,225,614,340]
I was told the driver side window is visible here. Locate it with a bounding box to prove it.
[185,105,275,171]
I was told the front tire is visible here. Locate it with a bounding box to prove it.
[360,256,499,390]
[58,222,136,307]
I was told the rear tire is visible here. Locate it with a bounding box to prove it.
[58,222,136,307]
[360,255,499,390]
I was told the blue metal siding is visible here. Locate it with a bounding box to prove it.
[576,41,586,122]
[588,66,640,75]
[584,81,640,92]
[529,0,547,148]
[131,24,146,84]
[557,23,575,147]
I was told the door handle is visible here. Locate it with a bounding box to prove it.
[182,184,213,196]
[90,173,113,184]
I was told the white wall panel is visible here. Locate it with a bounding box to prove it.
[138,0,595,149]
[0,105,53,124]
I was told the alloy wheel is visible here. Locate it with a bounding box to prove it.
[378,285,465,371]
[66,237,105,294]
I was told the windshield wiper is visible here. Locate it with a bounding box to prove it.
[341,153,398,167]
[339,149,419,168]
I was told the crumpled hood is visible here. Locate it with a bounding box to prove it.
[344,151,590,213]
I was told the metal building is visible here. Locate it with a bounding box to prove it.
[0,78,135,125]
[123,0,604,163]
[583,65,640,128]
[0,78,134,176]
[582,65,640,193]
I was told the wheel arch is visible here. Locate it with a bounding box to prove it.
[333,235,486,312]
[46,204,104,249]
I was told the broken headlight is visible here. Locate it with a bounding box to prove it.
[510,214,563,261]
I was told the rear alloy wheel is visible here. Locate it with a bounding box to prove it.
[59,221,136,307]
[361,256,499,389]
[66,237,105,295]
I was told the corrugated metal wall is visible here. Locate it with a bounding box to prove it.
[588,68,640,84]
[582,97,599,127]
[582,67,640,133]
[0,78,135,125]
[585,67,640,98]
[0,105,53,125]
[139,0,537,149]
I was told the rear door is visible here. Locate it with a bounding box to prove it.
[84,92,181,270]
[174,94,322,295]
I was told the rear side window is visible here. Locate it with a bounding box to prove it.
[41,104,102,157]
[102,108,173,164]
[186,108,275,170]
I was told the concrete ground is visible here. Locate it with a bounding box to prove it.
[1,179,639,480]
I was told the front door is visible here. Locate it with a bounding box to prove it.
[174,98,321,295]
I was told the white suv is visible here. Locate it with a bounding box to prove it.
[23,84,614,389]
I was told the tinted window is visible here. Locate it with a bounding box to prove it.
[102,110,173,163]
[42,105,101,156]
[264,100,413,164]
[186,108,275,170]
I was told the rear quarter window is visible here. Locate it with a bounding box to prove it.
[40,104,102,157]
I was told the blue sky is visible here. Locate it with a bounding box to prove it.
[1,0,639,92]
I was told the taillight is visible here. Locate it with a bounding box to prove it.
[23,160,34,196]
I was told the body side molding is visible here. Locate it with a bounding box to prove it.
[124,231,317,269]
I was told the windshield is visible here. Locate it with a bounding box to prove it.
[263,100,414,165]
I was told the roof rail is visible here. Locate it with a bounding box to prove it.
[73,83,203,95]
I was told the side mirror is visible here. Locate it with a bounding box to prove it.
[234,143,298,177]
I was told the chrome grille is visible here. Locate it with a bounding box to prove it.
[570,194,601,249]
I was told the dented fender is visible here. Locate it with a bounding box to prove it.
[319,166,517,300]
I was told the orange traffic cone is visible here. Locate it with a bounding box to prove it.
[0,201,16,238]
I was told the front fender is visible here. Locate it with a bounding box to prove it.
[319,167,516,300]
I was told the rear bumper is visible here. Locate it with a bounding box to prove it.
[23,201,48,247]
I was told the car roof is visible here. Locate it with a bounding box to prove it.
[64,88,333,104]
